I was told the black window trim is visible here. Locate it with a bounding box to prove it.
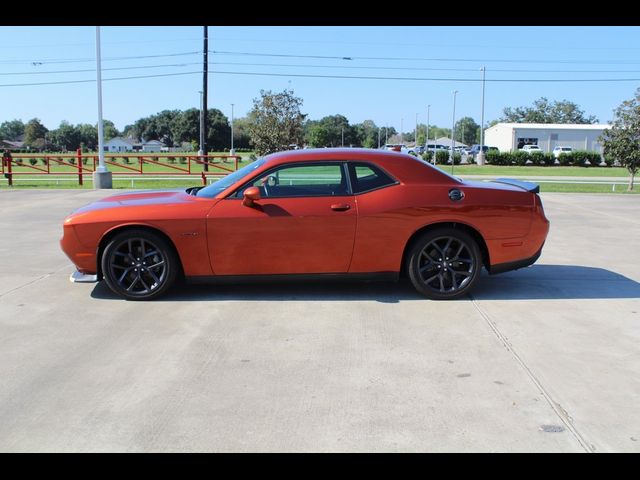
[347,161,400,195]
[226,160,353,200]
[225,159,399,200]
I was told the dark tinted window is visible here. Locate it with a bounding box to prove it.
[348,163,397,194]
[236,163,349,198]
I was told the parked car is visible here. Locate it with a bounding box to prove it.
[520,145,543,152]
[468,145,499,156]
[552,146,573,158]
[425,143,449,151]
[61,148,549,301]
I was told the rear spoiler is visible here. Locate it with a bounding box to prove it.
[492,178,540,194]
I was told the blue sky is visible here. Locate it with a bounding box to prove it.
[1,26,639,132]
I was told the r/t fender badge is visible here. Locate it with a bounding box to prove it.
[180,232,199,237]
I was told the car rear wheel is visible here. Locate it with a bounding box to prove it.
[101,229,178,300]
[407,227,482,300]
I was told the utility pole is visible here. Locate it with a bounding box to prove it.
[202,26,208,171]
[477,66,486,166]
[230,103,235,155]
[377,128,381,149]
[451,90,458,174]
[93,26,112,189]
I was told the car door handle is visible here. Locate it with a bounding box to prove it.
[331,203,351,211]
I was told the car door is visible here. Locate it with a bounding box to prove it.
[206,162,357,275]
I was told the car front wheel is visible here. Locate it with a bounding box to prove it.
[407,227,482,300]
[101,229,178,300]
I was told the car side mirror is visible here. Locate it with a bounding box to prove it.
[242,186,261,207]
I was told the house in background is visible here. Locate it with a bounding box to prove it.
[141,139,164,152]
[103,137,167,153]
[104,137,139,152]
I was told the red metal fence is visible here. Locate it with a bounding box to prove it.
[1,149,241,186]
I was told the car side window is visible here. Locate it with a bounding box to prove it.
[348,162,397,194]
[236,163,349,198]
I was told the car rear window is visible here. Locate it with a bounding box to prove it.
[348,162,397,194]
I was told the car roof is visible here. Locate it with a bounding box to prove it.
[215,148,458,198]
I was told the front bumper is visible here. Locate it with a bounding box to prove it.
[70,270,98,283]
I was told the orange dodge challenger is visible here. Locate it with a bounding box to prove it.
[61,149,549,300]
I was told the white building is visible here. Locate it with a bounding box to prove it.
[142,139,164,152]
[104,137,166,153]
[484,123,610,153]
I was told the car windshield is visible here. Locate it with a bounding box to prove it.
[196,158,266,198]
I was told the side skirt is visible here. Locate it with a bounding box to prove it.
[185,272,400,285]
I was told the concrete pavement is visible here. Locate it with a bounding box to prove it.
[0,189,638,452]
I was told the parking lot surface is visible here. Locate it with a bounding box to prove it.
[0,189,639,452]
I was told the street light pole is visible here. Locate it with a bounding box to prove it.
[93,26,112,189]
[198,91,204,156]
[426,104,432,164]
[230,103,235,155]
[477,66,487,166]
[451,90,458,175]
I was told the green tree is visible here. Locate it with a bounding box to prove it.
[601,88,640,190]
[455,117,480,145]
[304,114,354,147]
[247,89,306,155]
[171,108,200,146]
[23,118,48,147]
[499,97,598,124]
[102,120,120,141]
[49,121,81,151]
[0,119,25,141]
[232,117,253,149]
[78,124,98,151]
[206,108,231,151]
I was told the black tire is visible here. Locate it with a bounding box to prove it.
[101,229,178,301]
[407,227,482,300]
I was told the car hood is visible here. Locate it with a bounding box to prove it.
[71,189,195,214]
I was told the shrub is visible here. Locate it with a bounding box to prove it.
[557,152,573,166]
[40,158,48,166]
[572,150,603,167]
[29,158,37,165]
[122,156,130,164]
[167,156,176,164]
[179,156,187,164]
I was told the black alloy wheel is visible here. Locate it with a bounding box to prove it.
[407,227,482,300]
[101,229,178,300]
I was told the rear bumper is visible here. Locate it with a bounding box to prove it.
[488,243,544,275]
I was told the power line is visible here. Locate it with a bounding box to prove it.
[207,70,640,83]
[2,68,640,88]
[210,61,640,74]
[211,36,640,52]
[0,62,202,76]
[211,50,640,65]
[0,51,201,65]
[0,38,201,49]
[4,60,640,78]
[0,71,200,88]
